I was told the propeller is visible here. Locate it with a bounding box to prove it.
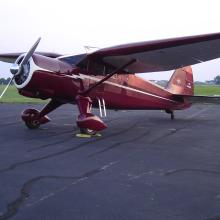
[0,37,41,99]
[0,77,14,99]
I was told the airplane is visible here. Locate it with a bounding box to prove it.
[0,33,220,135]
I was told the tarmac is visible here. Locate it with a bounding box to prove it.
[0,103,220,220]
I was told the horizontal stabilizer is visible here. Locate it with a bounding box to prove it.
[176,95,220,104]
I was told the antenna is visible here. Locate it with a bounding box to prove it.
[84,46,99,54]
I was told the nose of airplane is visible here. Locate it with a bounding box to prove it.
[0,38,41,99]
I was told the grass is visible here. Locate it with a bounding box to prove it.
[0,85,46,103]
[194,85,220,96]
[1,85,220,103]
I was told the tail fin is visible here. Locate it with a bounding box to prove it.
[166,66,194,96]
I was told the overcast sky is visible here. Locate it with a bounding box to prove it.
[0,0,219,81]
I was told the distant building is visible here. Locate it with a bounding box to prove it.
[205,80,215,85]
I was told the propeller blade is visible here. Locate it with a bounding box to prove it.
[10,37,41,76]
[19,37,41,66]
[0,76,14,99]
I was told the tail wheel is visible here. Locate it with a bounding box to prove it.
[165,109,175,120]
[171,112,175,120]
[25,120,40,129]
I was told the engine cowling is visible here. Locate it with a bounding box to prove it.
[14,54,79,101]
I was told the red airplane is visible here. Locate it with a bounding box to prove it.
[1,33,220,135]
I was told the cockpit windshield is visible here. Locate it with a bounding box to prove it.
[59,53,87,66]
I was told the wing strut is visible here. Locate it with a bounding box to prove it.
[82,59,136,95]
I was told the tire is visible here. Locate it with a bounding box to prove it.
[165,109,175,120]
[25,120,40,129]
[80,128,96,135]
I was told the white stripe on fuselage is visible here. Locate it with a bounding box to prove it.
[65,73,178,104]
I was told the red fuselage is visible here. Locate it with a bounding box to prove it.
[15,54,189,111]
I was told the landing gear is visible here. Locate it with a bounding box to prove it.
[76,128,101,138]
[171,111,174,120]
[22,109,45,129]
[25,120,40,129]
[80,128,97,135]
[21,100,62,129]
[165,109,175,120]
[76,95,107,136]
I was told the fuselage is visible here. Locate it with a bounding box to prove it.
[14,54,189,111]
[68,73,189,110]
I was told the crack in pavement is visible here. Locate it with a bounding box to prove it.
[27,116,124,153]
[0,161,119,220]
[0,118,142,174]
[1,115,124,150]
[1,128,75,148]
[150,127,186,144]
[125,168,220,183]
[27,132,77,152]
[205,217,220,220]
[0,107,212,174]
[164,168,220,176]
[0,161,118,220]
[149,106,213,145]
[88,130,151,157]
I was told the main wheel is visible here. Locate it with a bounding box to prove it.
[80,128,97,135]
[25,120,40,129]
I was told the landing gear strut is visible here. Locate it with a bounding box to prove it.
[76,60,135,136]
[165,109,175,120]
[76,95,107,135]
[22,99,62,129]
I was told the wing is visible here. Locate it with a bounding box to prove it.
[76,32,220,75]
[0,52,62,63]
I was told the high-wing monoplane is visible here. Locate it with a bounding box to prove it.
[1,33,220,134]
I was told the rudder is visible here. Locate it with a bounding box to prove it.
[166,66,194,96]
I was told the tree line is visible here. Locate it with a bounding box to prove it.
[214,76,220,85]
[0,78,13,85]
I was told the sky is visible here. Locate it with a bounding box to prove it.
[0,0,219,81]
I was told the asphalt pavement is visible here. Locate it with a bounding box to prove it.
[0,103,220,220]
